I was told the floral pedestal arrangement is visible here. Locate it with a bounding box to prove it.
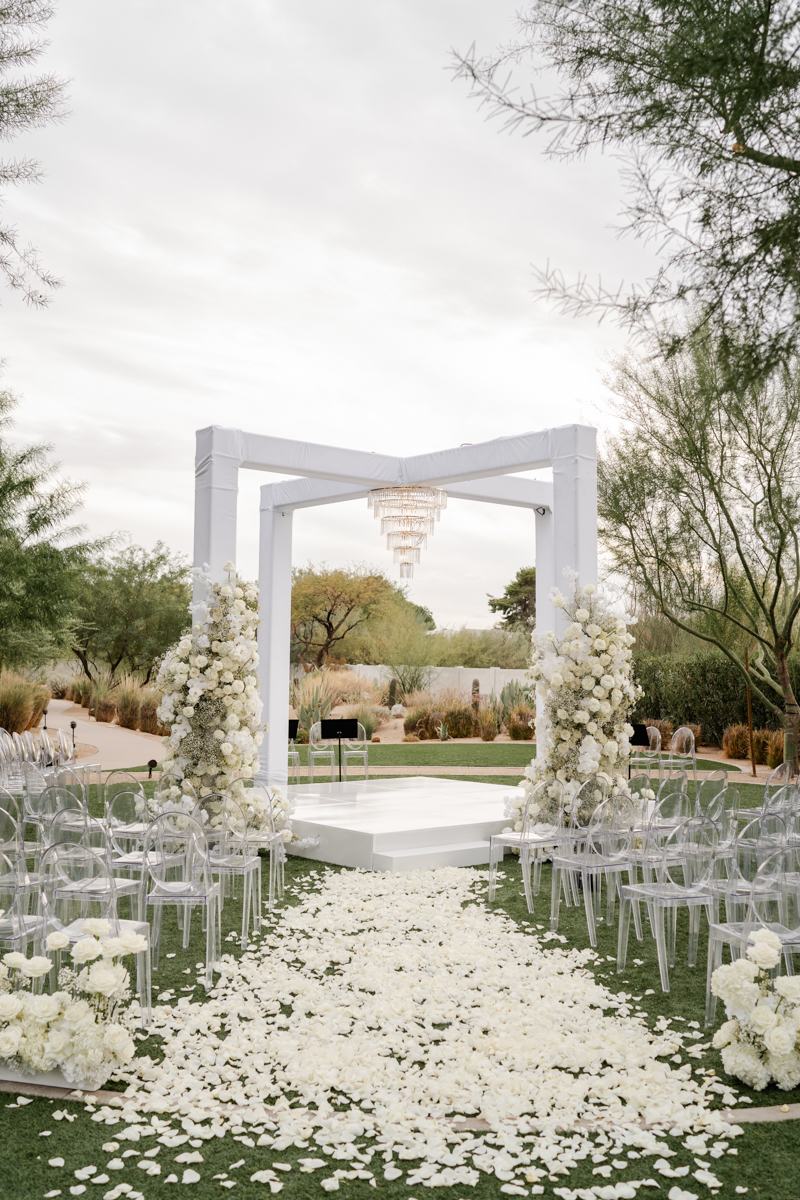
[0,924,144,1093]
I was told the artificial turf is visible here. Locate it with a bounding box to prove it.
[4,833,800,1200]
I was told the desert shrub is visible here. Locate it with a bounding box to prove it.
[28,683,51,730]
[507,704,535,741]
[443,704,475,739]
[477,708,498,742]
[642,718,673,750]
[404,689,434,710]
[403,733,421,742]
[138,689,160,734]
[0,672,35,734]
[48,674,71,700]
[404,707,430,737]
[751,728,771,765]
[722,724,750,759]
[72,677,90,707]
[115,676,142,730]
[766,730,785,769]
[90,671,117,724]
[683,723,703,746]
[634,651,799,745]
[344,702,381,741]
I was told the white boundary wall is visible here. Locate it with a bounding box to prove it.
[337,664,530,696]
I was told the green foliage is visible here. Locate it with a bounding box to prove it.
[0,391,96,672]
[633,651,800,746]
[442,704,474,739]
[291,564,411,668]
[0,671,35,732]
[499,679,533,723]
[456,0,800,380]
[71,542,190,683]
[488,566,536,631]
[291,670,333,732]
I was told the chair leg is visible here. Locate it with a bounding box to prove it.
[628,866,643,940]
[253,860,262,933]
[687,903,703,968]
[550,863,562,932]
[617,895,632,972]
[705,931,725,1026]
[667,905,678,967]
[652,906,671,992]
[241,870,249,950]
[488,838,501,902]
[582,869,597,947]
[520,846,534,915]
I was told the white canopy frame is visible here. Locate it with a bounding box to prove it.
[193,424,597,786]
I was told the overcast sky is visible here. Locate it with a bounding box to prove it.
[4,0,655,628]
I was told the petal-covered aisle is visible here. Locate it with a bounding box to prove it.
[108,868,742,1196]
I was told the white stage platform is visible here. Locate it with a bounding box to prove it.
[286,776,522,872]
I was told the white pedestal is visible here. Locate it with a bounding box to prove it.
[0,1062,108,1092]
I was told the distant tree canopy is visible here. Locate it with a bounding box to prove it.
[290,565,418,669]
[488,567,536,631]
[0,389,96,671]
[71,543,191,682]
[456,0,800,381]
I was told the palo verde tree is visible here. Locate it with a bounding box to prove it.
[455,0,800,381]
[0,1,67,306]
[598,330,800,766]
[290,564,403,669]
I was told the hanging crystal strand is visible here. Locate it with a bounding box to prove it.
[367,486,447,578]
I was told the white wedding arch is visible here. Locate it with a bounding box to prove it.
[193,424,597,786]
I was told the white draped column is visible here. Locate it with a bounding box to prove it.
[549,424,598,630]
[193,428,241,602]
[257,485,293,788]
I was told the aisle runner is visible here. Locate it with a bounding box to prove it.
[116,869,742,1195]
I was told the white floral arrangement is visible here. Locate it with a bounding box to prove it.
[156,562,266,809]
[711,929,800,1090]
[198,783,296,844]
[0,921,145,1089]
[510,572,641,831]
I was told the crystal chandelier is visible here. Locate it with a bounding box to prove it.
[367,486,447,578]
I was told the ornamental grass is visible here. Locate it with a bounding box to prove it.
[0,671,35,733]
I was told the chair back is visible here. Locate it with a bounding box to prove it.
[39,786,84,825]
[38,843,119,941]
[586,797,632,860]
[40,731,56,767]
[670,726,696,758]
[55,766,87,805]
[764,759,793,799]
[194,793,252,858]
[56,729,75,765]
[569,776,610,829]
[657,769,688,802]
[153,771,197,812]
[695,770,727,815]
[742,848,799,946]
[22,761,50,810]
[105,770,145,808]
[345,723,367,750]
[650,789,692,830]
[142,812,212,891]
[0,786,22,826]
[0,850,28,953]
[45,808,106,853]
[0,806,22,862]
[763,783,793,814]
[705,784,739,845]
[662,815,718,889]
[309,722,332,751]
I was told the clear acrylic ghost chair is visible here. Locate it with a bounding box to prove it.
[0,805,22,864]
[630,726,662,783]
[617,815,718,992]
[0,784,37,868]
[706,812,786,931]
[544,776,609,914]
[241,784,287,910]
[0,852,38,964]
[153,771,198,813]
[39,730,56,768]
[764,760,794,802]
[288,741,301,786]
[54,765,87,807]
[23,760,52,815]
[139,812,221,990]
[105,770,146,809]
[193,794,261,948]
[308,723,336,784]
[487,781,564,912]
[695,771,727,816]
[36,843,152,1026]
[668,726,697,785]
[705,849,800,1026]
[550,795,634,947]
[105,789,149,849]
[56,729,75,766]
[342,724,369,781]
[657,768,689,804]
[762,782,796,817]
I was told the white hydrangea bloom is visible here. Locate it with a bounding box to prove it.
[526,573,641,823]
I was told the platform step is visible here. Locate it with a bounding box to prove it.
[372,839,491,872]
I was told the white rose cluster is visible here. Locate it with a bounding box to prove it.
[157,564,266,808]
[0,931,144,1088]
[198,783,297,845]
[517,572,641,827]
[710,930,800,1090]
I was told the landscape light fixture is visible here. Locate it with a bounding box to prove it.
[70,720,77,747]
[42,707,48,730]
[147,758,158,779]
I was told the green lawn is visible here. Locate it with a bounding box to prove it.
[2,850,799,1200]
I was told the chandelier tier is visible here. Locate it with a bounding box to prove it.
[368,486,447,578]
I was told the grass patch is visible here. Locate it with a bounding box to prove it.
[294,742,739,771]
[1,854,799,1199]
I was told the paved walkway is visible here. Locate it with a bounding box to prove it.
[45,699,166,771]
